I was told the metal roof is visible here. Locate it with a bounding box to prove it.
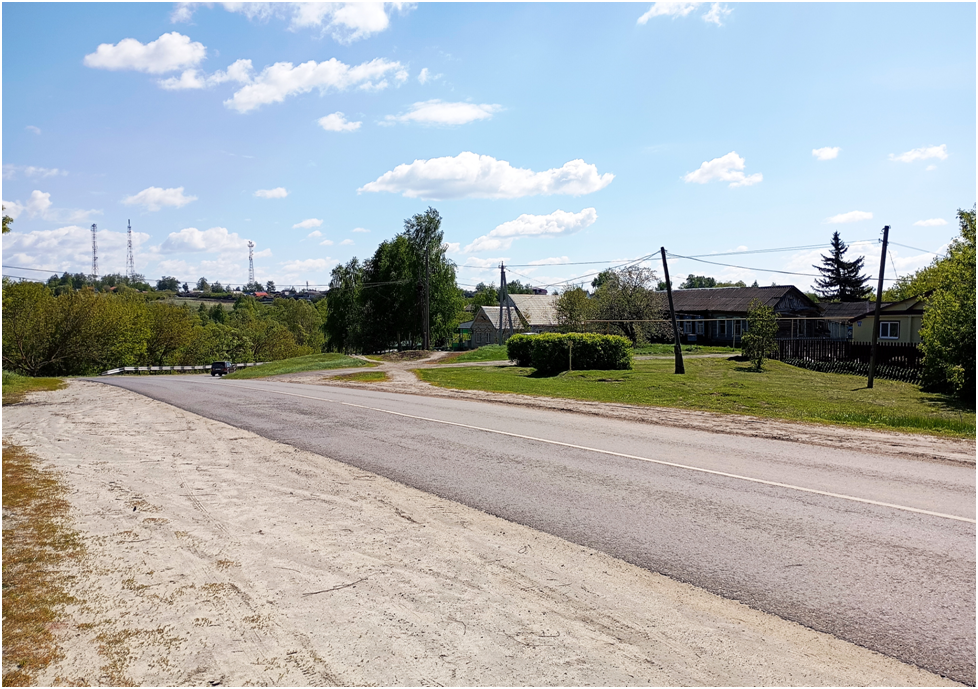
[476,306,525,331]
[507,294,558,326]
[665,285,817,313]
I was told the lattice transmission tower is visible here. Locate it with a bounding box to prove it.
[91,223,99,281]
[248,241,255,285]
[125,219,136,281]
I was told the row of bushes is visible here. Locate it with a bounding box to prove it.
[507,333,632,374]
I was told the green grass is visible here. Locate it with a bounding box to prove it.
[416,357,975,437]
[438,345,512,364]
[222,353,370,379]
[333,370,390,383]
[632,344,740,355]
[2,371,65,406]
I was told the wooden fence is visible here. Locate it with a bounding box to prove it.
[774,339,923,383]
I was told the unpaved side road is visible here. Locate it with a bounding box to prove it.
[3,381,960,687]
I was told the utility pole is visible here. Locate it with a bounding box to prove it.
[497,262,508,346]
[660,247,685,374]
[91,223,99,282]
[247,241,255,286]
[125,219,135,282]
[867,225,890,389]
[422,244,431,350]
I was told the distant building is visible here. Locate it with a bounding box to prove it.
[850,295,927,344]
[465,293,559,347]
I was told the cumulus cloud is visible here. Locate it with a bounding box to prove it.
[417,67,441,84]
[359,152,614,200]
[914,218,947,227]
[170,2,196,22]
[3,165,67,180]
[224,57,407,113]
[293,218,323,229]
[3,224,148,275]
[281,258,335,276]
[464,208,598,253]
[319,239,334,246]
[158,226,249,253]
[889,144,947,163]
[122,186,197,211]
[812,147,840,161]
[528,256,570,266]
[159,59,254,90]
[83,32,206,74]
[1,190,100,223]
[352,227,370,233]
[318,112,361,132]
[306,230,322,238]
[702,3,732,25]
[385,100,502,126]
[826,210,873,224]
[683,152,762,187]
[254,187,288,199]
[637,2,700,23]
[216,2,411,43]
[26,125,42,135]
[340,239,354,246]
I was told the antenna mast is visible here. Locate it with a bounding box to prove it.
[125,219,135,281]
[91,223,99,281]
[248,241,255,285]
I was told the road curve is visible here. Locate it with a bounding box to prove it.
[97,375,976,683]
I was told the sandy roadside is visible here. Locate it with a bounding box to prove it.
[3,380,961,686]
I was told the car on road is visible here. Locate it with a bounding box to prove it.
[210,361,236,377]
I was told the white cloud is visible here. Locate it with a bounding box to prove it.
[1,190,100,223]
[385,100,502,126]
[158,59,254,90]
[318,112,361,132]
[224,57,407,113]
[319,239,334,246]
[463,257,508,270]
[84,32,206,74]
[306,230,322,238]
[359,152,614,200]
[340,238,354,246]
[170,2,196,22]
[293,218,323,229]
[443,242,461,254]
[464,208,598,252]
[826,210,873,224]
[3,165,67,180]
[352,227,370,233]
[683,151,762,187]
[2,224,149,275]
[914,218,947,227]
[702,3,732,25]
[26,125,41,135]
[418,67,437,84]
[637,2,700,24]
[889,144,948,163]
[122,186,197,211]
[528,256,571,266]
[220,2,411,43]
[158,226,250,254]
[812,147,840,161]
[281,258,335,276]
[926,165,937,171]
[254,187,288,199]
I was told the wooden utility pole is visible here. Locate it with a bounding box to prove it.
[660,247,685,374]
[497,262,508,346]
[422,244,431,350]
[867,225,890,388]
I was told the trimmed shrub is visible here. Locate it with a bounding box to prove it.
[529,333,632,374]
[507,334,535,367]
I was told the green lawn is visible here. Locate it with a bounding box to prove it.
[223,353,370,379]
[2,371,65,406]
[417,357,975,437]
[437,345,511,364]
[333,370,390,383]
[633,343,740,356]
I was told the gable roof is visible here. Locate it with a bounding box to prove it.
[819,301,878,319]
[665,285,818,314]
[507,294,558,326]
[475,305,525,331]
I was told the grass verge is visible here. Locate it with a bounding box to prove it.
[333,370,390,383]
[2,371,65,406]
[437,345,511,365]
[632,344,740,356]
[2,442,83,686]
[222,353,370,380]
[416,357,975,437]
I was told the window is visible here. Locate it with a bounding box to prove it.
[718,320,727,336]
[696,320,704,335]
[880,321,900,339]
[683,320,694,334]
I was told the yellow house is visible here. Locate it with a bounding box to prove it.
[851,295,927,344]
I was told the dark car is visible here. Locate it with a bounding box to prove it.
[210,361,236,377]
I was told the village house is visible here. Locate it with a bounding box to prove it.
[466,294,560,347]
[849,295,928,344]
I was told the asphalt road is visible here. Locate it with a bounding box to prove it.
[98,375,976,684]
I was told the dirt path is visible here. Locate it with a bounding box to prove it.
[2,381,959,686]
[273,354,976,467]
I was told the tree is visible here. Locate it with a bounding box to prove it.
[506,280,534,294]
[469,282,499,308]
[144,302,196,365]
[157,276,180,291]
[2,206,12,234]
[196,277,210,293]
[271,297,324,352]
[266,280,276,292]
[917,205,976,401]
[741,299,779,371]
[591,266,668,344]
[680,275,716,289]
[554,287,594,333]
[813,232,872,301]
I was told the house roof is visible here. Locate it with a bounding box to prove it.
[665,285,818,314]
[507,294,558,326]
[819,301,878,320]
[476,306,525,331]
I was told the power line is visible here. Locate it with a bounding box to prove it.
[665,252,900,281]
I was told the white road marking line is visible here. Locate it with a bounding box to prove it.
[223,381,975,525]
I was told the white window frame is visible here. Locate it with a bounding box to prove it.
[880,321,900,339]
[696,320,704,335]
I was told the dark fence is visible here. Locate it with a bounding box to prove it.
[775,339,923,383]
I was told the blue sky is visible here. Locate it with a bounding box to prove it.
[3,2,975,292]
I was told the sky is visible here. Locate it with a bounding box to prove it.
[2,2,975,293]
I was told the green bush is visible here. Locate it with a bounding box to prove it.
[528,333,632,374]
[507,334,535,367]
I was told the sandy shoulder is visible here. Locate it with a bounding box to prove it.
[3,380,960,686]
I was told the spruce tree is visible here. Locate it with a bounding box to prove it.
[812,231,872,301]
